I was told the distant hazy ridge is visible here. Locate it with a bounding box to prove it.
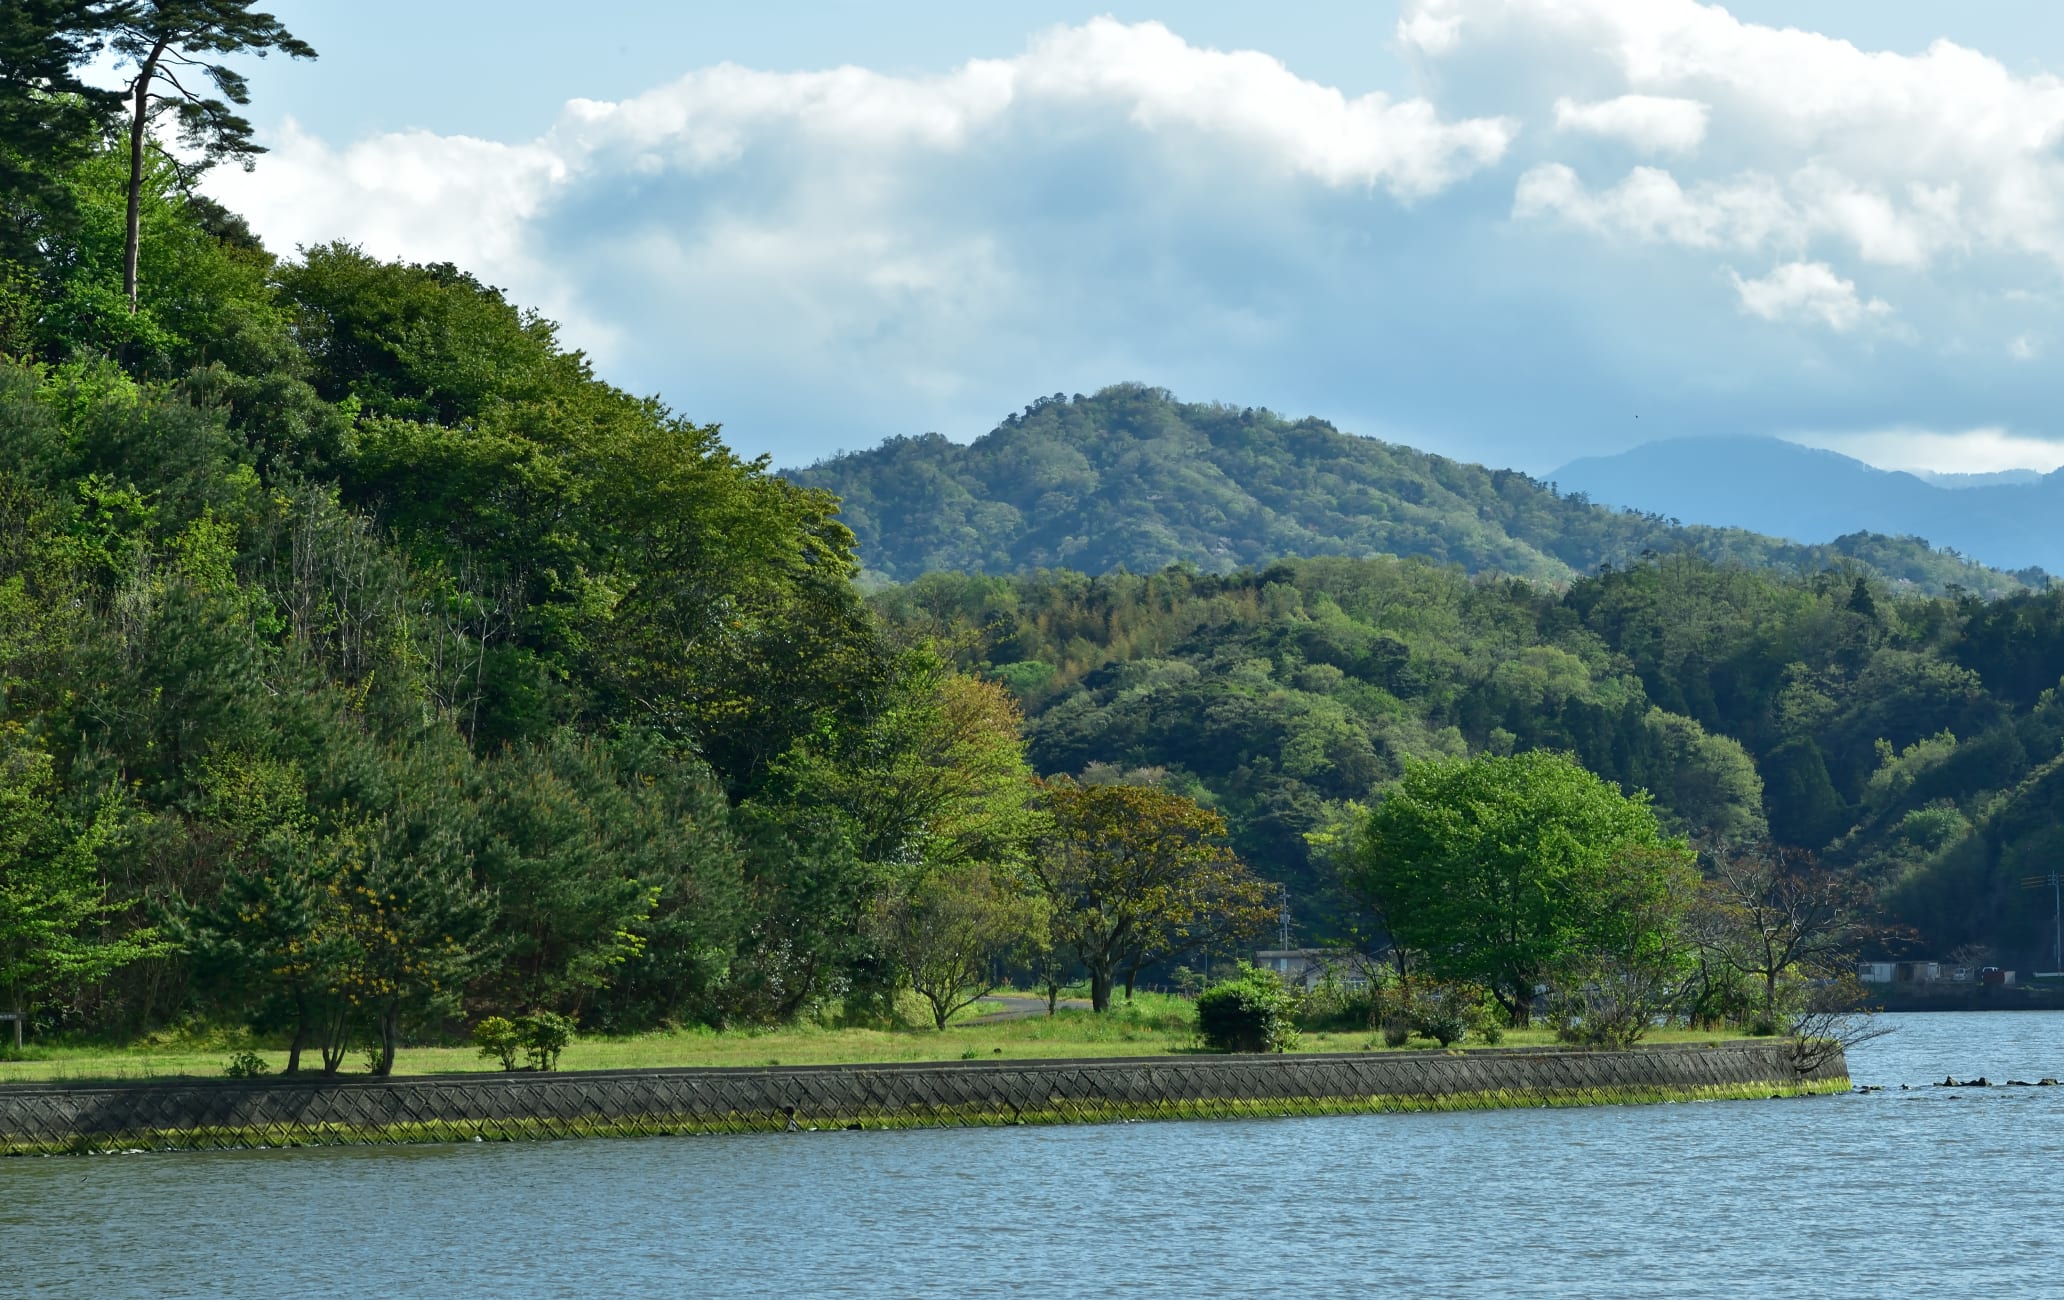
[1554,437,2060,579]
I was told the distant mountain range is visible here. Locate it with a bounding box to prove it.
[785,385,2035,595]
[1553,437,2061,577]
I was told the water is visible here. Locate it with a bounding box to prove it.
[4,1012,2060,1298]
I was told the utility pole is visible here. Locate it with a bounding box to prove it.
[2019,871,2062,974]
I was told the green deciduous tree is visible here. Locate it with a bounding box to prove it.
[1639,708,1767,843]
[1350,751,1689,1025]
[872,863,1043,1031]
[784,657,1041,872]
[1545,845,1701,1047]
[1032,778,1273,1013]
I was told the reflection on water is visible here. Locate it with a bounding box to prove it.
[3,1013,2060,1299]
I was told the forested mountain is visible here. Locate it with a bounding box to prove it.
[880,558,2064,970]
[787,387,2035,595]
[1555,436,2064,577]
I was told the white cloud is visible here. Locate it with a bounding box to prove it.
[206,19,1519,462]
[536,19,1517,197]
[1514,163,1791,249]
[2010,333,2040,360]
[219,17,1517,256]
[1553,94,1709,154]
[1728,261,1890,331]
[209,120,565,271]
[1789,428,2064,474]
[202,7,2064,471]
[1414,0,2064,270]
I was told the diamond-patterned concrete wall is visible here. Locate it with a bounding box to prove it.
[0,1041,1847,1155]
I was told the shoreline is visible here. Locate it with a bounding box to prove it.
[0,1041,1848,1156]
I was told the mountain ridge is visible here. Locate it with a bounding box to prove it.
[786,385,2039,595]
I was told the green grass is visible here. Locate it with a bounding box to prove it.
[0,993,1755,1087]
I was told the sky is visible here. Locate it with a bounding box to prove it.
[190,1,2064,474]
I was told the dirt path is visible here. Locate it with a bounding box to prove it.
[966,995,1094,1023]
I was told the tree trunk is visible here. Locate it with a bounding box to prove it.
[1500,982,1531,1029]
[374,1002,399,1076]
[1123,968,1138,1001]
[1089,968,1114,1013]
[123,42,167,315]
[320,1008,350,1074]
[1043,978,1059,1016]
[284,1001,307,1076]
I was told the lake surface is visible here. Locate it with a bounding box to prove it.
[4,1012,2060,1298]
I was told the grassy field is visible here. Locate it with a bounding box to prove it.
[0,992,1753,1085]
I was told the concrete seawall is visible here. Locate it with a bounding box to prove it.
[0,1040,1847,1155]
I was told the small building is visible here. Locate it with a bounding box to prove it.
[1858,961,1895,985]
[1254,948,1379,991]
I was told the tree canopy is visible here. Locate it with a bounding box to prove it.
[1032,778,1273,1012]
[1349,752,1689,1023]
[791,385,2033,596]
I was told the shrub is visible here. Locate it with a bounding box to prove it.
[1195,963,1302,1053]
[1406,982,1476,1047]
[1297,973,1384,1033]
[1379,1016,1411,1048]
[473,1016,523,1071]
[519,1011,575,1071]
[224,1050,271,1079]
[1473,1004,1506,1046]
[1548,988,1653,1049]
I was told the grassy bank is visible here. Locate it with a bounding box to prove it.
[0,993,1754,1086]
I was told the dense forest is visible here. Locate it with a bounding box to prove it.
[877,557,2064,970]
[788,386,2042,595]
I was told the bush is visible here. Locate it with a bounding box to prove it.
[1547,987,1652,1049]
[1195,963,1302,1053]
[224,1049,271,1079]
[1297,974,1385,1033]
[1474,1015,1505,1046]
[1379,1016,1411,1048]
[1406,982,1477,1047]
[519,1011,575,1071]
[473,1016,523,1071]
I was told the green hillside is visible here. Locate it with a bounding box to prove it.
[880,557,2064,968]
[790,385,2034,595]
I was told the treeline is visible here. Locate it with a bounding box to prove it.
[879,556,2064,965]
[789,385,2040,595]
[0,28,1283,1069]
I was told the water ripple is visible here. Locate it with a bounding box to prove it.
[4,1012,2059,1298]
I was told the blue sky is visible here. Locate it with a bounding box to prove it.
[201,2,2064,474]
